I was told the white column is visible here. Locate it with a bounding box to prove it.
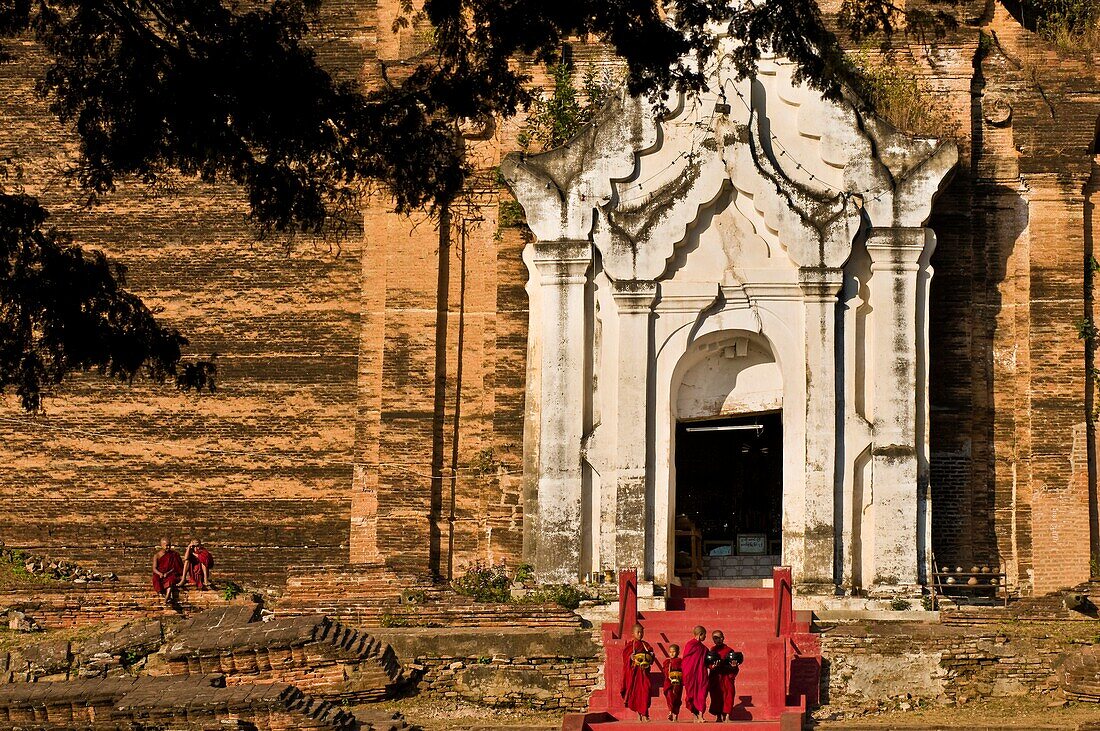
[866,228,924,588]
[610,280,657,576]
[532,241,592,584]
[796,267,843,591]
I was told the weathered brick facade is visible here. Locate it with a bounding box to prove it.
[919,4,1100,593]
[0,1,1097,594]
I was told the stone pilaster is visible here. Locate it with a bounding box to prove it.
[797,267,843,590]
[610,280,657,575]
[866,228,924,588]
[531,241,593,584]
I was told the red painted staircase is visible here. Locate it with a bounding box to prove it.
[563,568,820,731]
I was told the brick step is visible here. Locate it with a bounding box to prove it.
[614,621,813,638]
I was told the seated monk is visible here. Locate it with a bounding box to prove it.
[180,539,214,590]
[152,537,183,605]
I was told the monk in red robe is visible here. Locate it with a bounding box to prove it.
[707,629,741,721]
[180,539,214,590]
[152,537,183,605]
[681,625,709,722]
[662,642,684,721]
[620,622,655,721]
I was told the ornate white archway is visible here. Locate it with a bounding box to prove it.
[504,40,956,593]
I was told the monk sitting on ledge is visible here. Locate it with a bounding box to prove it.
[180,539,214,590]
[151,537,183,606]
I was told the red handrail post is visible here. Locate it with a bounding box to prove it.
[772,566,793,638]
[767,637,789,710]
[617,569,638,640]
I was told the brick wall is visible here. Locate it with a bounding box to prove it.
[0,3,375,588]
[377,626,604,712]
[412,655,601,712]
[821,619,1096,710]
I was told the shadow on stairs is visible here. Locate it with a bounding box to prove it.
[561,568,819,731]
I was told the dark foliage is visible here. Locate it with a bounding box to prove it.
[4,1,946,234]
[0,192,189,410]
[176,356,216,393]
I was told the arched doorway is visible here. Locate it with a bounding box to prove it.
[671,333,784,584]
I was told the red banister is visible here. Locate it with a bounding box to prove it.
[616,569,638,640]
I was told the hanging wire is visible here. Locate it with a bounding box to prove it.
[686,53,893,205]
[614,103,721,205]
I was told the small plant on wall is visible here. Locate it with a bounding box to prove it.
[518,61,617,153]
[452,560,512,603]
[845,48,956,138]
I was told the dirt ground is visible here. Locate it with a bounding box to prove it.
[359,697,562,730]
[361,695,1100,730]
[812,696,1100,729]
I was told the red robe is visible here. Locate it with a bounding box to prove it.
[662,656,684,715]
[152,549,183,594]
[620,639,655,716]
[707,643,739,717]
[681,637,709,715]
[186,547,213,588]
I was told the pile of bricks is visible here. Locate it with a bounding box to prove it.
[164,611,406,702]
[1058,644,1100,702]
[3,617,167,683]
[0,582,253,629]
[0,674,358,730]
[279,564,582,628]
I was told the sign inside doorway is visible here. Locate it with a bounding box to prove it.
[737,533,768,555]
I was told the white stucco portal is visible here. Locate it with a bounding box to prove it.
[503,44,957,594]
[664,330,790,583]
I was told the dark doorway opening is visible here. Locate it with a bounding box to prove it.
[675,412,783,571]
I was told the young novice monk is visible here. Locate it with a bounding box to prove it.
[681,625,709,722]
[620,623,656,721]
[707,629,742,722]
[662,643,684,721]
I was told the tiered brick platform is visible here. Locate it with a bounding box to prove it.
[563,569,819,731]
[164,607,406,701]
[279,564,583,628]
[0,674,357,730]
